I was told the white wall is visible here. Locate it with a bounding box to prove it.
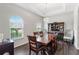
[0,4,43,48]
[78,7,79,49]
[74,6,79,49]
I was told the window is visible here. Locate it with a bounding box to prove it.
[10,16,24,39]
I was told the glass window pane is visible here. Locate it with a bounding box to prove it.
[10,16,24,39]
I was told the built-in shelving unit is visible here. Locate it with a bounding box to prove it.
[48,22,64,33]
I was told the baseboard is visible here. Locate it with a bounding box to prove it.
[14,43,28,48]
[74,44,79,50]
[75,47,79,50]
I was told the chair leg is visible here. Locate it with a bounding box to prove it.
[41,51,43,55]
[29,49,31,55]
[36,52,39,55]
[41,49,47,55]
[42,50,45,55]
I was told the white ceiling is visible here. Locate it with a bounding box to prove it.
[15,3,78,17]
[0,3,77,17]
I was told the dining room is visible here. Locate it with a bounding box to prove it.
[0,3,79,55]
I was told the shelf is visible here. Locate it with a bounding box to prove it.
[48,22,64,33]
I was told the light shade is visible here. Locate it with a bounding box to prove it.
[36,23,42,32]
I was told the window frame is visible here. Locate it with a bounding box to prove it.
[10,16,24,40]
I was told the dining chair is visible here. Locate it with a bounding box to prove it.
[27,35,46,55]
[48,33,57,54]
[48,33,56,41]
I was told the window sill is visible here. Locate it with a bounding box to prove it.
[11,37,24,41]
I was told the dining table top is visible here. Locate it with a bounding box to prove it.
[36,36,50,44]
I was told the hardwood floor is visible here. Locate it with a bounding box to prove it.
[14,44,37,55]
[14,43,79,55]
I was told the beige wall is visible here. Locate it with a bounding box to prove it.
[0,4,43,48]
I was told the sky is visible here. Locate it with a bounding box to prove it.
[10,16,23,24]
[10,16,24,28]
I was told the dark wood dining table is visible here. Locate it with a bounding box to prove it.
[37,37,50,44]
[36,37,56,55]
[36,36,68,55]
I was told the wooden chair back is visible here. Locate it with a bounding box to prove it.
[48,33,56,41]
[27,36,37,50]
